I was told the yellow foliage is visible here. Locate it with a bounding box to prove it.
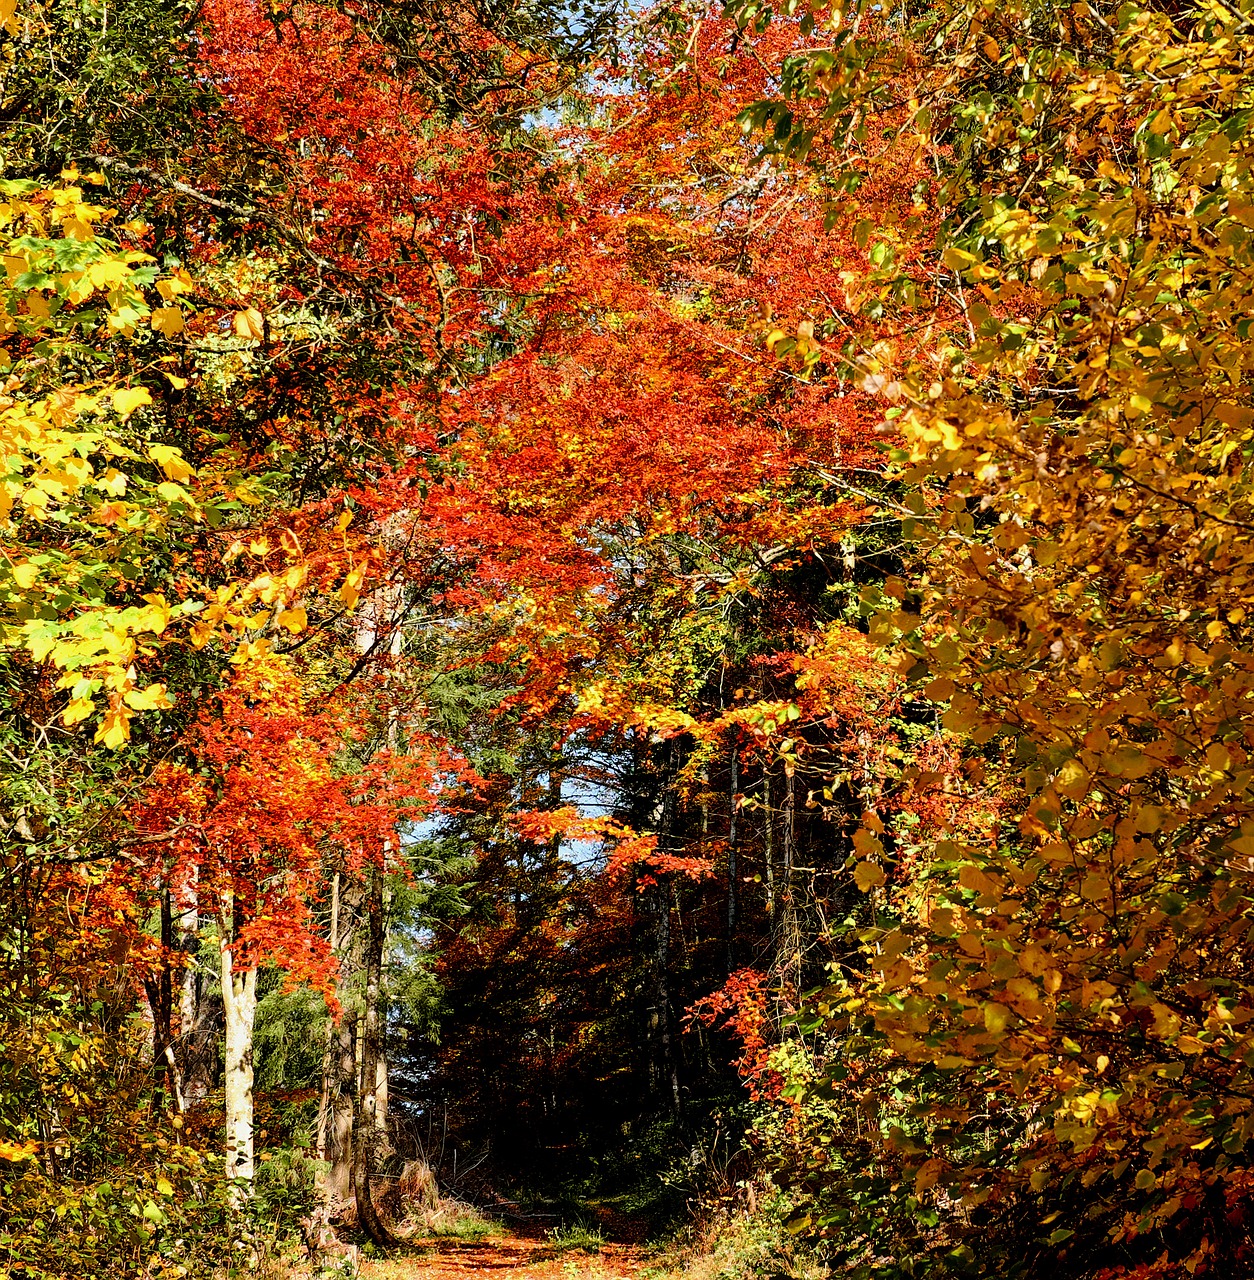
[766,0,1254,1257]
[0,179,313,741]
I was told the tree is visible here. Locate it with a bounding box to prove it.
[714,0,1254,1273]
[132,660,343,1197]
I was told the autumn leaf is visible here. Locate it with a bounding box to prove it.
[983,1002,1013,1036]
[113,386,152,418]
[276,607,307,634]
[62,696,96,726]
[233,307,265,340]
[94,707,131,748]
[149,444,196,482]
[123,683,175,711]
[151,306,184,337]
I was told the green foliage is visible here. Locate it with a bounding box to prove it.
[655,1188,827,1280]
[253,1142,327,1221]
[253,982,329,1093]
[0,1012,238,1278]
[0,0,213,174]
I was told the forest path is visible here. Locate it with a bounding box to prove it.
[360,1234,659,1280]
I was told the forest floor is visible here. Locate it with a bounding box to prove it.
[352,1192,699,1280]
[359,1233,662,1280]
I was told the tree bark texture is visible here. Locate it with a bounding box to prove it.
[726,739,739,975]
[177,868,199,1097]
[316,871,340,1164]
[142,890,181,1113]
[763,773,776,934]
[780,769,801,1000]
[220,907,258,1201]
[326,876,362,1204]
[326,1018,356,1204]
[352,865,397,1247]
[653,881,682,1117]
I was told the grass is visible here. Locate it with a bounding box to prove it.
[545,1220,607,1255]
[414,1199,505,1242]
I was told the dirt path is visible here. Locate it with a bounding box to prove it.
[360,1235,660,1280]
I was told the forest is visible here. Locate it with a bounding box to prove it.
[2,0,1253,1276]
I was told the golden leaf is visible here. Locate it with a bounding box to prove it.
[233,307,265,341]
[983,1002,1013,1035]
[151,306,184,337]
[112,386,152,418]
[94,707,131,748]
[149,444,195,482]
[62,697,96,726]
[1055,759,1089,800]
[854,861,886,891]
[276,607,307,635]
[915,1158,943,1193]
[123,684,175,711]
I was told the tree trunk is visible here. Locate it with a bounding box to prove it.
[375,1048,389,1133]
[220,894,258,1202]
[143,890,180,1113]
[353,865,397,1248]
[176,870,217,1104]
[763,772,776,934]
[780,769,800,1000]
[374,882,390,1133]
[726,739,739,975]
[177,870,198,1081]
[326,877,362,1204]
[326,1018,356,1204]
[316,871,340,1164]
[546,742,564,865]
[651,746,683,1118]
[645,877,682,1118]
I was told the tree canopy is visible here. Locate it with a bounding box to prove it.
[3,0,1254,1277]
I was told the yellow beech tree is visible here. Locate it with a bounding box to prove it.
[724,0,1254,1274]
[0,177,194,741]
[0,177,335,746]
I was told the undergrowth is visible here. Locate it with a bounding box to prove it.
[651,1186,828,1280]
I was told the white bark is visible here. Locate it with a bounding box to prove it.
[221,926,258,1199]
[375,1049,388,1131]
[178,866,198,1038]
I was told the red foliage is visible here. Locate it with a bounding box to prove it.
[689,968,782,1100]
[128,658,457,1004]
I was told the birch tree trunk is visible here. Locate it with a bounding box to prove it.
[375,1049,389,1132]
[220,895,258,1202]
[178,868,198,1073]
[177,867,218,1102]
